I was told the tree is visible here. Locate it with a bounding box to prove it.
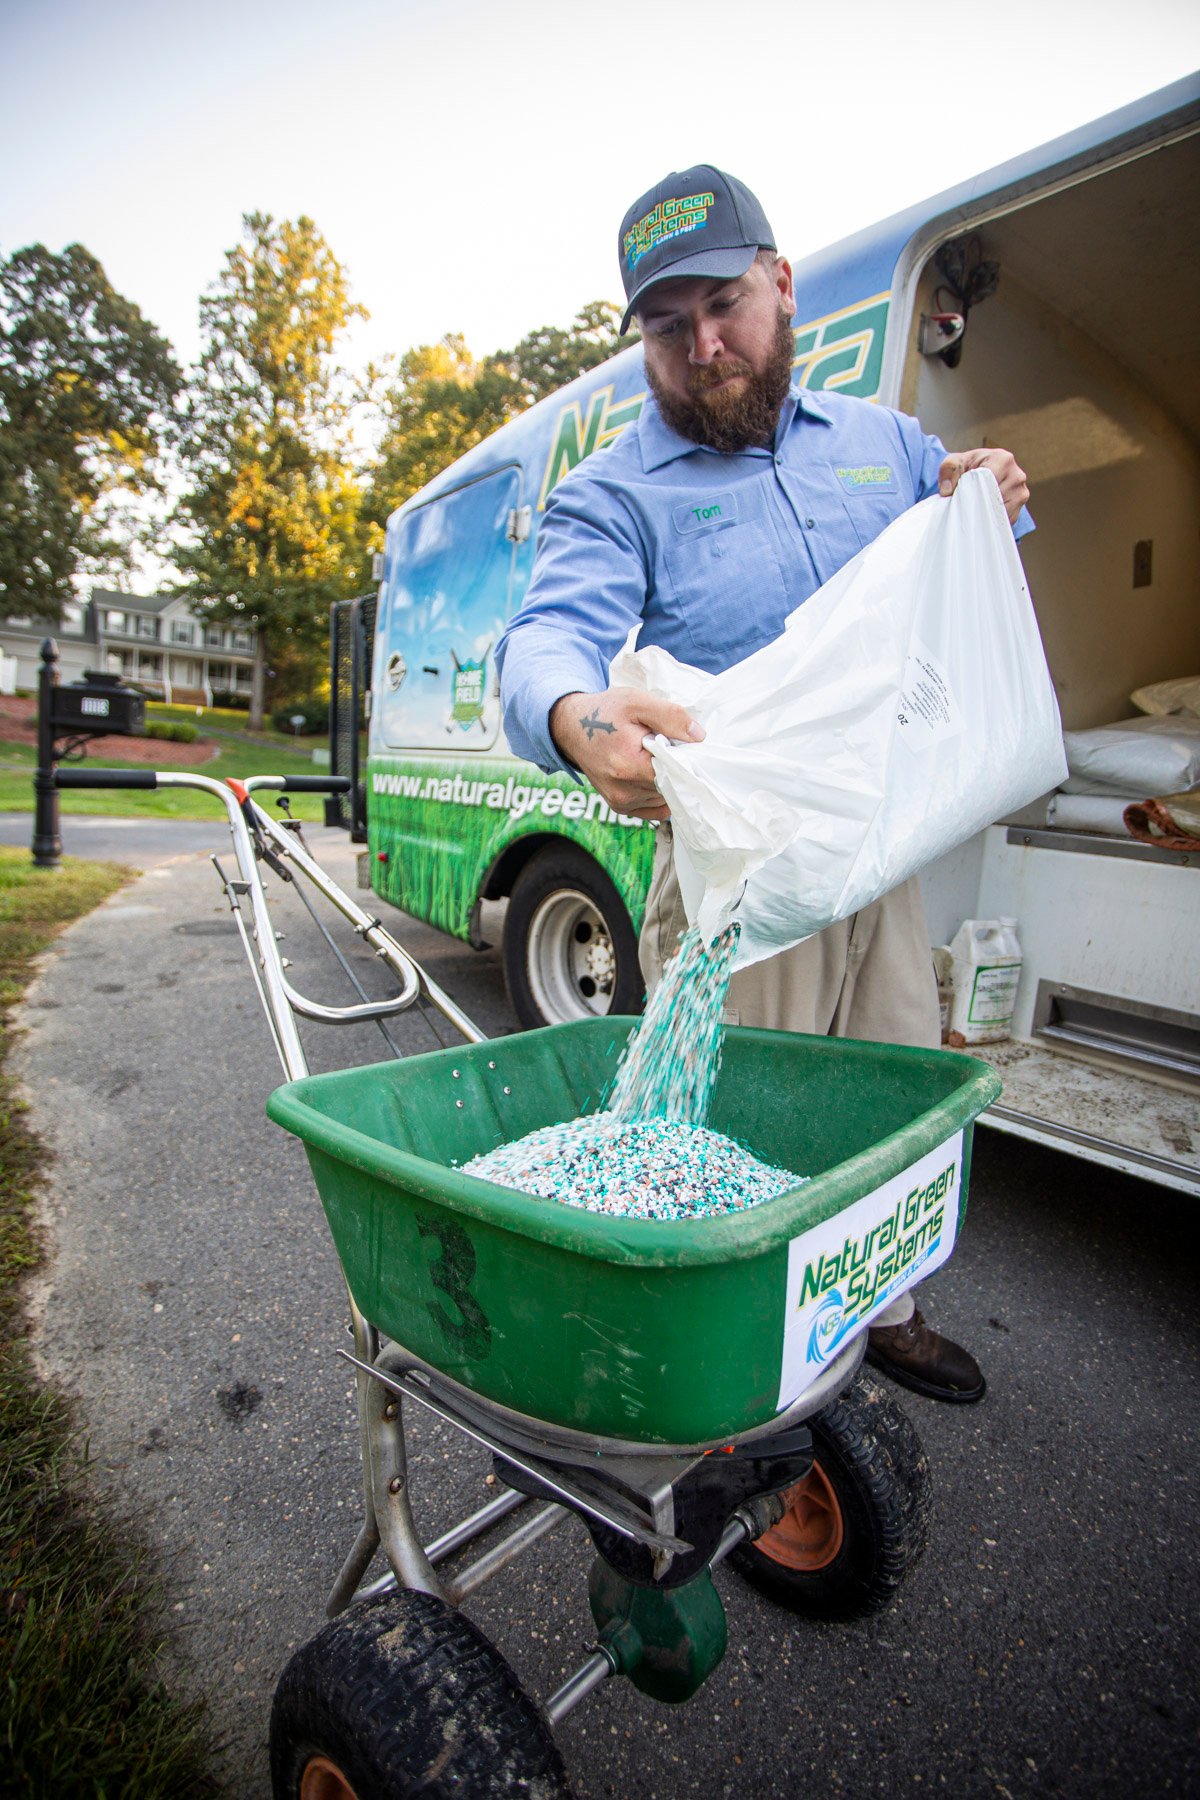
[0,243,180,621]
[361,335,519,542]
[363,302,630,544]
[174,213,364,725]
[498,300,630,406]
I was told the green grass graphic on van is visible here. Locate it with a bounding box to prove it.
[367,755,657,943]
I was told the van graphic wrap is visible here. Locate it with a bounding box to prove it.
[449,648,489,731]
[536,294,891,507]
[367,757,657,943]
[537,385,646,510]
[792,294,889,396]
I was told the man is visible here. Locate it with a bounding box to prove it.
[497,166,1032,1405]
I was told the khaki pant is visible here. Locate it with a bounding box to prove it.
[639,826,942,1328]
[639,825,941,1048]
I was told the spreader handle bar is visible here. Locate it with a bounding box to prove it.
[51,766,486,1067]
[55,768,158,789]
[247,800,486,1047]
[242,775,352,794]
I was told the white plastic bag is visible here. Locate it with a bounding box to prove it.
[612,470,1066,970]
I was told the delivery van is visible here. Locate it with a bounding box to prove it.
[330,73,1200,1193]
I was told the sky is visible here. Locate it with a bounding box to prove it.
[2,0,1198,380]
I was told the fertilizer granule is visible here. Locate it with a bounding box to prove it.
[463,1115,800,1222]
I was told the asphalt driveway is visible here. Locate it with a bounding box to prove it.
[18,833,1200,1798]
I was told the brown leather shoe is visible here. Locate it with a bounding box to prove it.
[866,1308,985,1404]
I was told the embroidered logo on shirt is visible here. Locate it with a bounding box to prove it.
[836,464,897,493]
[672,493,738,533]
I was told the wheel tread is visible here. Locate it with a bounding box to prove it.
[729,1370,932,1620]
[270,1590,572,1799]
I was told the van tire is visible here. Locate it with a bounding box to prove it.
[505,847,643,1029]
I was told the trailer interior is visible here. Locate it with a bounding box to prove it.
[908,121,1200,1191]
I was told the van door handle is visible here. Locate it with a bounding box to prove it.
[422,665,440,675]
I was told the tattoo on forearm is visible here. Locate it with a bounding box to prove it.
[579,707,616,740]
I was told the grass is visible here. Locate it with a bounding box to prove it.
[0,849,218,1795]
[0,738,330,822]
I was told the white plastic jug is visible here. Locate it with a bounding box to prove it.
[947,918,1023,1045]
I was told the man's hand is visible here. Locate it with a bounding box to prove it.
[938,447,1029,523]
[550,687,705,820]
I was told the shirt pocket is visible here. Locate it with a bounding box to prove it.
[833,465,906,552]
[662,520,789,663]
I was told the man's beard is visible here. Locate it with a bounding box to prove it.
[646,309,795,453]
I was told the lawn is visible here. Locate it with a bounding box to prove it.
[0,848,217,1794]
[0,737,332,822]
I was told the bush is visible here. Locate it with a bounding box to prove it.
[210,689,250,711]
[145,720,199,744]
[271,699,329,735]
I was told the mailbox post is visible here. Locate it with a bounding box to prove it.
[33,639,146,868]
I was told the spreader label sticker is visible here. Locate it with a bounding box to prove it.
[778,1131,963,1410]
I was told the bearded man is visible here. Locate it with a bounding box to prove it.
[497,166,1033,1405]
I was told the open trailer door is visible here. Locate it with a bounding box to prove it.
[898,85,1200,1193]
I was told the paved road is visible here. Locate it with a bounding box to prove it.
[19,843,1200,1799]
[0,810,236,865]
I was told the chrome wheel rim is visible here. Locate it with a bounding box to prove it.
[525,887,618,1023]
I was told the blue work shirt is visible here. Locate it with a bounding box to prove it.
[497,383,1033,773]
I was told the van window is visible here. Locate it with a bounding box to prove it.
[378,467,520,753]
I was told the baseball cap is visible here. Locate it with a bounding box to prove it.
[618,165,775,333]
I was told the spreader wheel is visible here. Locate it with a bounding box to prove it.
[505,845,642,1029]
[270,1589,572,1800]
[729,1371,932,1620]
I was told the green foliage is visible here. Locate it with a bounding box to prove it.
[209,688,250,711]
[362,302,630,543]
[173,213,366,720]
[499,299,630,407]
[0,244,180,622]
[0,849,217,1794]
[0,737,329,820]
[145,719,199,742]
[271,697,329,735]
[362,335,518,536]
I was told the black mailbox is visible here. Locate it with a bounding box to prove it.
[49,670,146,737]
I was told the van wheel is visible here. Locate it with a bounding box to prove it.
[729,1372,932,1620]
[505,847,642,1029]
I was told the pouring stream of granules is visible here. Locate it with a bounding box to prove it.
[464,922,805,1220]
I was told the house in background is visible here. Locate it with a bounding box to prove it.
[0,588,257,705]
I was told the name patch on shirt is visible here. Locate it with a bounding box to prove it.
[673,492,738,533]
[836,463,898,494]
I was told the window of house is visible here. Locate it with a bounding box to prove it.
[105,611,127,633]
[136,616,158,639]
[139,653,162,675]
[205,627,225,648]
[207,661,231,686]
[171,621,194,644]
[232,631,252,652]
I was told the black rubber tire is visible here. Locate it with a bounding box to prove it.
[269,1589,573,1800]
[728,1370,932,1621]
[503,845,642,1030]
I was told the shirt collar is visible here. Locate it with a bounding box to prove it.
[638,380,834,472]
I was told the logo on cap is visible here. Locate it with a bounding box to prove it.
[623,192,716,271]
